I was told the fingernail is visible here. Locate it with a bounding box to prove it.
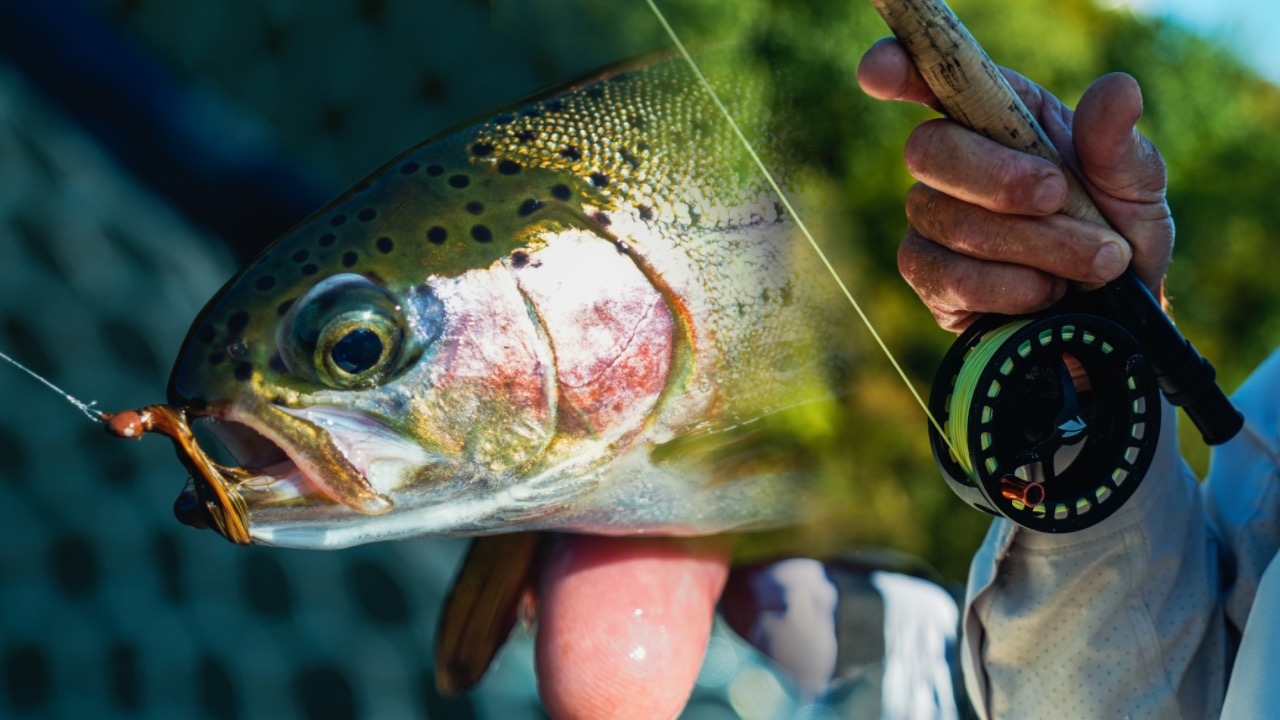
[1092,241,1130,281]
[1033,175,1066,214]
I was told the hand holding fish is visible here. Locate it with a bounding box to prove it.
[857,38,1174,333]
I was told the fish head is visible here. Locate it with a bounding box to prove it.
[166,127,629,547]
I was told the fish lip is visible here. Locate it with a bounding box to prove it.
[184,401,422,524]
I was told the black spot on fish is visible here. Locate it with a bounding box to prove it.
[498,160,521,175]
[471,225,492,243]
[471,142,493,157]
[352,179,372,194]
[590,172,610,188]
[330,214,348,227]
[376,236,395,253]
[636,140,651,152]
[781,285,794,305]
[197,323,216,344]
[342,251,358,267]
[689,209,702,225]
[619,148,639,167]
[277,298,295,316]
[427,226,447,244]
[427,164,444,176]
[255,275,277,291]
[511,250,530,268]
[545,100,564,113]
[292,249,309,263]
[629,114,647,129]
[774,202,787,220]
[269,354,287,373]
[493,114,515,126]
[208,352,224,366]
[358,208,377,222]
[592,211,611,227]
[449,174,470,189]
[551,184,571,201]
[517,130,537,143]
[518,198,543,217]
[637,204,653,221]
[227,311,250,336]
[234,362,253,382]
[302,263,319,276]
[319,233,336,247]
[559,145,582,161]
[400,161,420,174]
[586,85,604,99]
[761,288,771,302]
[465,201,484,215]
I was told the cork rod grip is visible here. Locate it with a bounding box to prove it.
[867,0,1111,230]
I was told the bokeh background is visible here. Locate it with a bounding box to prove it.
[1,0,1277,718]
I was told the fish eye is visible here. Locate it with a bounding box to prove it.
[278,274,411,389]
[315,312,400,387]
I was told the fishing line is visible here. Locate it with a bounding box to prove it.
[945,320,1030,477]
[0,348,106,423]
[642,0,956,454]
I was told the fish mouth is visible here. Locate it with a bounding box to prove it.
[174,403,406,543]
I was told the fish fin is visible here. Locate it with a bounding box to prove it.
[435,532,544,695]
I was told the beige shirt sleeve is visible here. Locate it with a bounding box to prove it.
[960,398,1230,719]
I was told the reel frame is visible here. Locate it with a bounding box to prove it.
[928,312,1162,532]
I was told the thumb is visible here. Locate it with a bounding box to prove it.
[1073,72,1173,290]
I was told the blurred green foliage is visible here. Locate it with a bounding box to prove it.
[595,0,1280,581]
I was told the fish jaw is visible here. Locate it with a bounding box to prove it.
[175,402,433,535]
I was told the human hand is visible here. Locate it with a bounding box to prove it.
[857,38,1174,333]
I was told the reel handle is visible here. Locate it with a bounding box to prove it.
[1102,273,1244,445]
[868,0,1243,446]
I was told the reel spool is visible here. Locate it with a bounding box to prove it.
[928,313,1161,532]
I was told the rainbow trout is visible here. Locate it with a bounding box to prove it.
[154,55,850,549]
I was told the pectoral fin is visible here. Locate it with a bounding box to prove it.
[435,532,544,695]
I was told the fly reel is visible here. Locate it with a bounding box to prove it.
[928,312,1161,532]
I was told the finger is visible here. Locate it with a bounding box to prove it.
[904,120,1068,216]
[857,38,941,108]
[1073,73,1173,291]
[898,229,1068,332]
[535,535,731,720]
[906,184,1132,284]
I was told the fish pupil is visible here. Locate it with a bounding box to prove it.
[331,328,384,375]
